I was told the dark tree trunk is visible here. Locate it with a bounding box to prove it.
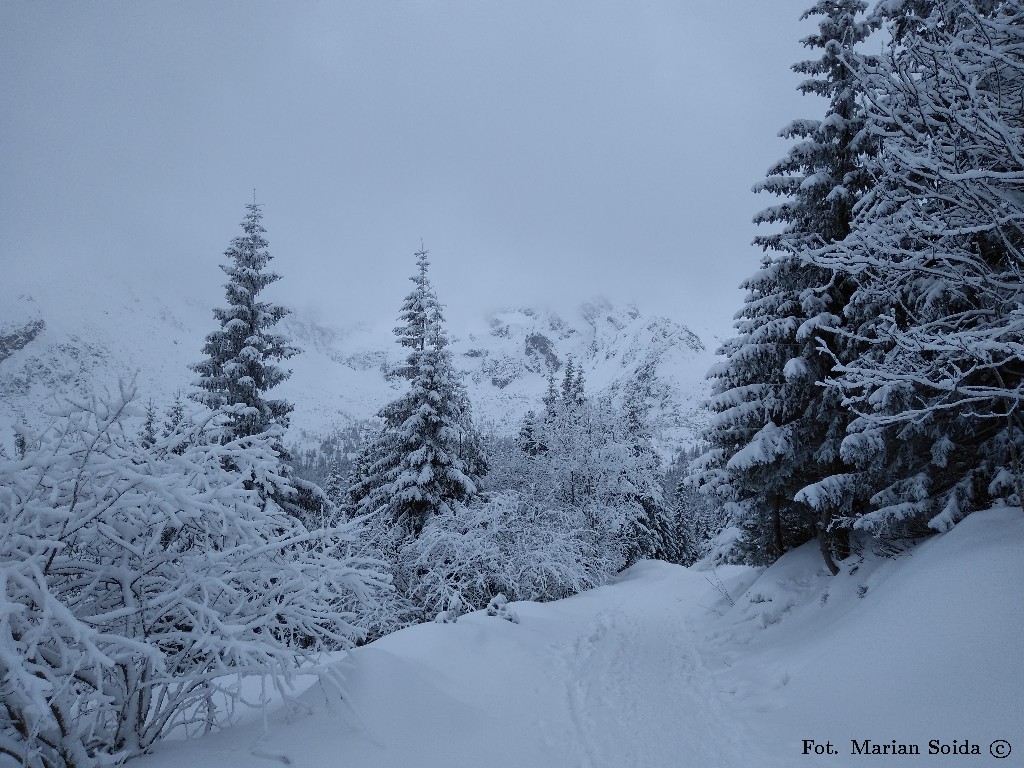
[834,526,851,562]
[772,494,784,557]
[818,508,840,575]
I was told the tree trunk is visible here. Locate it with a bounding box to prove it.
[818,508,840,575]
[771,495,784,557]
[834,526,851,562]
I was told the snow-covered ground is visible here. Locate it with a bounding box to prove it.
[135,507,1023,768]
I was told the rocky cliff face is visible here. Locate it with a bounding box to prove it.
[0,317,46,365]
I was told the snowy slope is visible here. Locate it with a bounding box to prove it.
[134,507,1023,768]
[0,272,713,453]
[711,507,1024,764]
[456,298,711,452]
[0,269,402,441]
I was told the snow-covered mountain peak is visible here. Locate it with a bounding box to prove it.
[0,275,713,453]
[453,299,711,449]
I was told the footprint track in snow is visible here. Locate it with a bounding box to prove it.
[545,596,760,768]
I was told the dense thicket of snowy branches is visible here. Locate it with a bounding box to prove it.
[491,363,685,580]
[800,0,1024,536]
[404,492,603,617]
[389,359,699,621]
[0,385,385,767]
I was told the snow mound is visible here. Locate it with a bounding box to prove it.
[706,507,1024,765]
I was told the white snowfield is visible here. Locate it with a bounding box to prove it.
[139,508,1023,768]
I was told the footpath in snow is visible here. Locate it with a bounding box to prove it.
[138,508,1023,768]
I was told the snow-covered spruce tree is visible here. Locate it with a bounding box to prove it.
[351,247,486,573]
[516,409,548,456]
[694,0,877,570]
[0,383,385,768]
[161,390,186,453]
[347,421,386,514]
[190,202,325,523]
[798,1,1024,537]
[191,201,297,440]
[324,457,349,509]
[665,445,730,564]
[139,398,158,449]
[560,357,577,403]
[614,369,680,565]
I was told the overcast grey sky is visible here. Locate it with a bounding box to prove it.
[2,1,824,339]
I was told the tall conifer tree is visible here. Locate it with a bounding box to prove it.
[190,202,325,524]
[191,202,298,442]
[352,247,486,543]
[695,1,876,569]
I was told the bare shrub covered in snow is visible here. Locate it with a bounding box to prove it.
[497,368,681,577]
[0,383,387,767]
[402,491,606,615]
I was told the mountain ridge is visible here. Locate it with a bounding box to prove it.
[0,276,714,456]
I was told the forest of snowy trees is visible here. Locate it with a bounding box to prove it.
[696,0,1024,572]
[2,0,1022,765]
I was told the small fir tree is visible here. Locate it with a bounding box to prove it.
[561,358,576,404]
[543,368,559,416]
[139,399,158,449]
